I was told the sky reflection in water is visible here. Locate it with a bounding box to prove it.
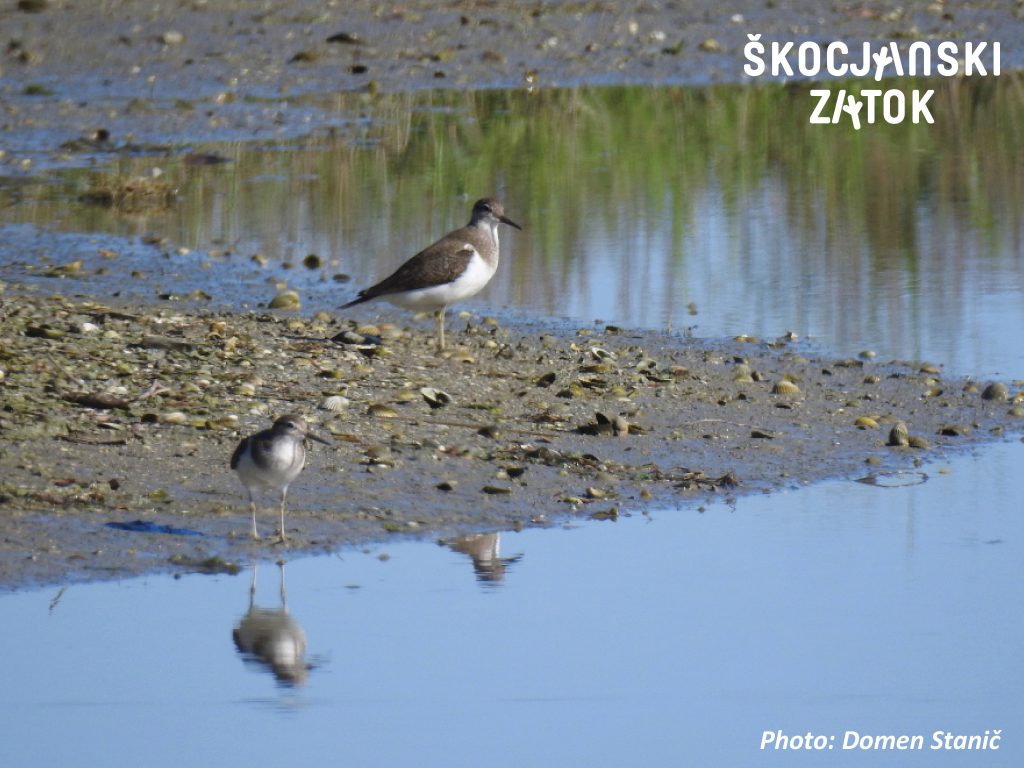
[1,439,1021,766]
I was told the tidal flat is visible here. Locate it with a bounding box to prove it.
[0,286,1020,589]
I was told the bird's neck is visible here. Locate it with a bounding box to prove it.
[470,219,499,250]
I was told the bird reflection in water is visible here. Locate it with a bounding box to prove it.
[233,561,309,686]
[445,532,522,586]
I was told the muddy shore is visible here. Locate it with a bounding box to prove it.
[1,287,1021,590]
[2,0,1024,590]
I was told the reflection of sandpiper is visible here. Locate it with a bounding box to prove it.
[445,532,522,586]
[233,562,309,686]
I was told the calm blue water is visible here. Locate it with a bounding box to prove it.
[1,437,1021,767]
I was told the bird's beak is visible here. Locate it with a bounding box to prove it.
[306,432,331,445]
[500,215,522,231]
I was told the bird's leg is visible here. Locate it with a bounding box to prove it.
[248,489,260,540]
[435,307,446,350]
[278,487,289,543]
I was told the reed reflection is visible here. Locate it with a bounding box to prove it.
[3,76,1022,372]
[445,532,522,586]
[232,562,309,687]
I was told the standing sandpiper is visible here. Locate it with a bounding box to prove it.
[341,197,522,350]
[230,414,329,542]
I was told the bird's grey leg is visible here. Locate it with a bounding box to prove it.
[278,486,289,542]
[436,307,446,350]
[248,488,260,540]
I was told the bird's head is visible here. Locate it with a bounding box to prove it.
[471,198,522,231]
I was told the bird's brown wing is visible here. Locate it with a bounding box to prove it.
[343,231,478,307]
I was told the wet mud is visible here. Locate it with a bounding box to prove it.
[1,286,1021,590]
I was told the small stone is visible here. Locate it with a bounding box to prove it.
[290,50,320,63]
[536,372,557,388]
[772,380,800,396]
[420,387,453,408]
[332,330,367,345]
[320,395,349,412]
[326,31,364,45]
[269,290,301,310]
[887,422,910,447]
[482,485,512,495]
[589,506,619,521]
[981,382,1009,401]
[939,425,970,436]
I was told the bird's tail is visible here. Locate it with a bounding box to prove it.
[340,292,369,309]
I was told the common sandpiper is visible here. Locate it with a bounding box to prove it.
[342,197,522,350]
[230,414,329,542]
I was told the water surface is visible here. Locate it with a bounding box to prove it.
[2,77,1022,377]
[1,439,1021,767]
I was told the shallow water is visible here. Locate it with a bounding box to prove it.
[2,78,1023,766]
[1,439,1021,767]
[2,78,1023,378]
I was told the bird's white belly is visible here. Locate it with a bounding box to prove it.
[387,250,496,310]
[236,440,304,489]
